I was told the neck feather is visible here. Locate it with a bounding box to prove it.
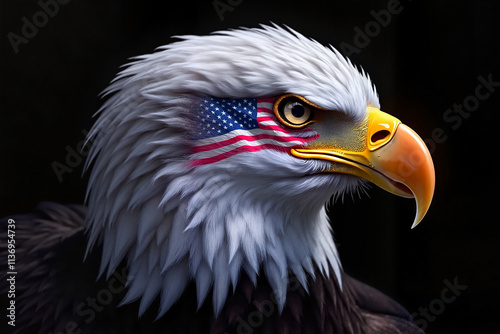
[86,152,345,317]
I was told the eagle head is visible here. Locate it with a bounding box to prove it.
[84,25,435,317]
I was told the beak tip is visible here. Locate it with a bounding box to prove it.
[410,220,419,229]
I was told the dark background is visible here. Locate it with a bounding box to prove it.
[1,0,499,333]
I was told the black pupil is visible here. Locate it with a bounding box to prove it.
[291,104,305,118]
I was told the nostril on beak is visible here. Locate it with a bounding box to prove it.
[371,130,391,144]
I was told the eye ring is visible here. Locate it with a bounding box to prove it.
[273,94,317,129]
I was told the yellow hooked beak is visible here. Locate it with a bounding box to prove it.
[292,107,435,228]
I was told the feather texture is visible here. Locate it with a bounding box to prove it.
[82,25,380,316]
[0,203,422,333]
[0,25,428,333]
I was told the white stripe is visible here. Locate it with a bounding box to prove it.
[259,109,274,116]
[192,138,304,159]
[257,102,274,110]
[257,110,274,117]
[259,120,280,126]
[194,128,300,145]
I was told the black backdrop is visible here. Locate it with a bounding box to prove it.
[1,0,499,333]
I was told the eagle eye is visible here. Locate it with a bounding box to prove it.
[274,95,315,128]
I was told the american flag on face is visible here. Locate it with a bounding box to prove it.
[190,97,318,166]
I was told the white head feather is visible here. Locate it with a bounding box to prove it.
[84,25,379,317]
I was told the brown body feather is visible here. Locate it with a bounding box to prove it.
[1,203,423,334]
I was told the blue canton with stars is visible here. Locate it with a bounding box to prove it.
[194,97,258,139]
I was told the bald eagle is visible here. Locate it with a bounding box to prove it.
[2,25,434,333]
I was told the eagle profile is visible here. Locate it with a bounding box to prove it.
[2,25,434,333]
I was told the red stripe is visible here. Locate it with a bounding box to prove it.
[256,116,276,122]
[257,123,298,133]
[191,144,292,166]
[192,133,308,153]
[257,106,273,113]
